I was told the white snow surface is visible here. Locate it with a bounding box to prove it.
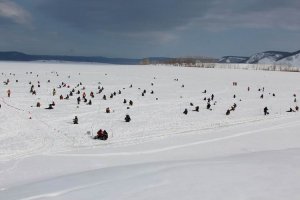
[277,52,300,67]
[1,62,300,200]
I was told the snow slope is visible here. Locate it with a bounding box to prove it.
[218,50,300,67]
[218,56,249,63]
[246,51,290,64]
[276,51,300,67]
[0,62,300,200]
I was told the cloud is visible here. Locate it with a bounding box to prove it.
[195,0,300,31]
[38,0,213,33]
[0,0,31,25]
[37,0,300,33]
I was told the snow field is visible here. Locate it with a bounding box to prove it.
[0,62,300,199]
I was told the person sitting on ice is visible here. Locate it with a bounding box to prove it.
[73,116,78,124]
[233,103,237,109]
[151,90,154,94]
[202,89,207,94]
[286,108,295,113]
[46,104,54,109]
[123,99,127,104]
[97,129,103,136]
[183,108,188,115]
[295,106,299,111]
[103,95,107,100]
[226,109,230,115]
[90,92,94,98]
[264,107,269,115]
[230,106,235,111]
[106,107,111,113]
[129,100,133,106]
[94,129,103,139]
[125,114,131,122]
[83,97,88,103]
[36,102,41,107]
[87,99,92,105]
[77,96,81,104]
[51,101,56,106]
[260,94,264,99]
[206,102,211,110]
[65,94,69,100]
[59,95,63,100]
[30,85,34,93]
[193,106,199,112]
[102,130,108,140]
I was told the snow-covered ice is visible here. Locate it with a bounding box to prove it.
[1,62,300,200]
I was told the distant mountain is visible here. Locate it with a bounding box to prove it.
[218,56,249,63]
[0,51,143,65]
[0,51,218,65]
[218,50,300,67]
[276,50,300,67]
[0,51,35,61]
[246,51,290,64]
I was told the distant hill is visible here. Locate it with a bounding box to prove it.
[246,51,291,64]
[0,51,142,65]
[276,50,300,67]
[218,56,249,64]
[218,50,300,67]
[0,52,219,65]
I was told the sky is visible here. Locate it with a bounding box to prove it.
[0,0,299,58]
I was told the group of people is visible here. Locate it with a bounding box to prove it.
[181,83,299,117]
[94,129,108,140]
[3,71,300,144]
[226,103,237,116]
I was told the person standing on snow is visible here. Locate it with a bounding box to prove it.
[264,107,269,115]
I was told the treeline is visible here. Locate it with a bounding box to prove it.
[196,63,300,72]
[140,57,218,65]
